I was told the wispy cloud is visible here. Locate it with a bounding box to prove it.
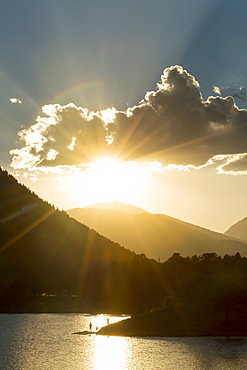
[10,66,247,175]
[215,153,247,175]
[213,86,221,95]
[10,97,22,104]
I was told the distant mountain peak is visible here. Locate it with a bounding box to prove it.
[225,217,247,241]
[83,201,150,215]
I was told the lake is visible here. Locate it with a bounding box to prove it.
[0,314,247,369]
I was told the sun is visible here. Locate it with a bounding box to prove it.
[68,158,150,206]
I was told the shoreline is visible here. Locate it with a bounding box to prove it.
[97,307,247,338]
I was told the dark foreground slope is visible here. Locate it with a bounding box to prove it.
[0,168,135,313]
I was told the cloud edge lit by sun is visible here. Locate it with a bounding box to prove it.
[9,65,247,178]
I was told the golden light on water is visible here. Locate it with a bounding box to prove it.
[93,336,129,370]
[91,314,125,331]
[78,315,131,370]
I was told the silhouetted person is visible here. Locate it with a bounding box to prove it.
[89,322,92,331]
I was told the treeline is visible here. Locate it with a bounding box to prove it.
[1,248,247,316]
[98,252,247,337]
[81,252,247,317]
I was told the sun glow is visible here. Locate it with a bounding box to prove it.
[68,158,150,206]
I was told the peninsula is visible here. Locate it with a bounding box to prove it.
[98,306,247,337]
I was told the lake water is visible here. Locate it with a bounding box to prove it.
[0,314,247,369]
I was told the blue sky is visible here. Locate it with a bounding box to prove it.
[1,0,247,232]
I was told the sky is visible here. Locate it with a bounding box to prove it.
[1,0,247,233]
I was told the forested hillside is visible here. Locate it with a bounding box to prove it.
[0,168,135,312]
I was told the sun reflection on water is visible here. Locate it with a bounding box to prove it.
[83,314,128,332]
[78,314,131,369]
[93,335,130,370]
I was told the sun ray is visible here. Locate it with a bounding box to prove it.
[0,209,55,254]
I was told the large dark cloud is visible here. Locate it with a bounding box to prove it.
[10,66,247,173]
[109,66,247,168]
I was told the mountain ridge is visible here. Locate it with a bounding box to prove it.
[66,204,247,261]
[75,201,150,215]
